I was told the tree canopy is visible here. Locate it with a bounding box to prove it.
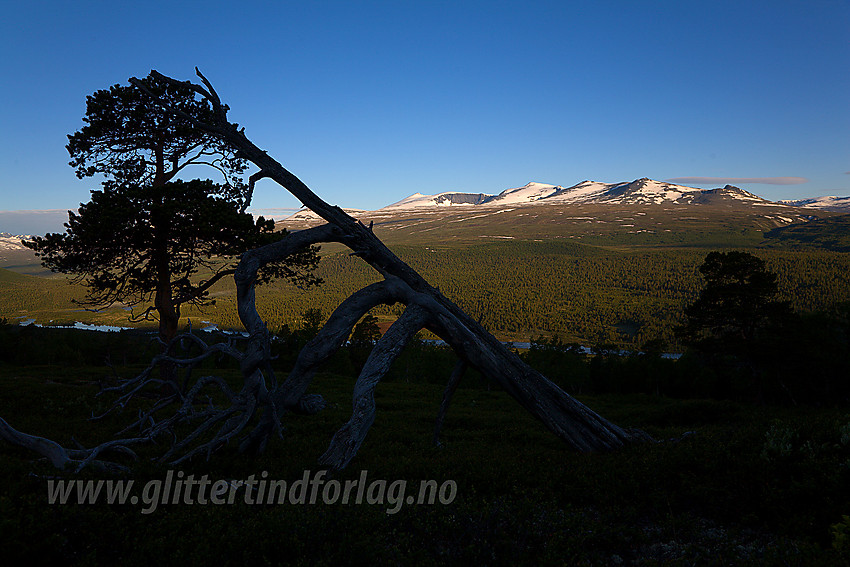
[66,72,247,199]
[26,179,320,320]
[680,250,789,352]
[26,73,321,364]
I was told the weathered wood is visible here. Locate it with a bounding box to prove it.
[0,417,72,470]
[0,416,144,473]
[137,69,653,463]
[319,303,431,470]
[1,70,653,472]
[274,278,408,410]
[239,278,409,454]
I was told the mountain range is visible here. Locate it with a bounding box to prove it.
[2,179,848,257]
[382,178,773,209]
[0,233,30,249]
[286,178,849,221]
[276,177,850,248]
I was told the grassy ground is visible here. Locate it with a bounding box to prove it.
[2,360,850,565]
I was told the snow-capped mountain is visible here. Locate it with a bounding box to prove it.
[551,178,703,206]
[282,207,365,223]
[0,233,33,251]
[779,196,850,213]
[264,176,850,249]
[384,192,491,209]
[279,178,844,241]
[592,178,769,206]
[537,181,618,203]
[377,178,776,211]
[480,182,565,205]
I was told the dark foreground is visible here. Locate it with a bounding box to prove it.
[2,355,850,566]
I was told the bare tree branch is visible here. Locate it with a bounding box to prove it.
[320,303,432,470]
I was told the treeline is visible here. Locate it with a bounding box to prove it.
[0,322,161,367]
[0,318,472,392]
[185,242,850,348]
[522,309,850,406]
[4,314,847,406]
[4,242,850,348]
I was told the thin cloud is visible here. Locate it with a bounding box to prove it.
[666,177,809,186]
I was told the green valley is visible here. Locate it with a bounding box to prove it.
[3,203,850,349]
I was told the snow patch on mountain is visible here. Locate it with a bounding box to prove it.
[384,192,491,209]
[0,233,33,251]
[284,207,365,222]
[483,182,562,205]
[545,181,619,203]
[779,196,850,212]
[378,178,781,211]
[597,178,701,205]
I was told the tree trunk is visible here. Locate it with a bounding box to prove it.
[152,216,180,389]
[132,70,654,469]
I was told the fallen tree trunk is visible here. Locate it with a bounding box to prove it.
[0,69,653,474]
[134,69,653,469]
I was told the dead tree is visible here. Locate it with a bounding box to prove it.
[1,69,651,473]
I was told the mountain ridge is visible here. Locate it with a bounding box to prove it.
[382,178,785,209]
[285,178,838,224]
[779,195,850,212]
[272,177,847,249]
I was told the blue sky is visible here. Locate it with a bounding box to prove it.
[1,0,848,233]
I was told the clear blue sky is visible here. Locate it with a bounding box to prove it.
[1,0,848,232]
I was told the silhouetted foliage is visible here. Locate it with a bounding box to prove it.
[677,251,788,399]
[24,74,321,382]
[65,72,246,192]
[27,180,319,313]
[679,251,789,349]
[760,303,850,405]
[675,251,850,404]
